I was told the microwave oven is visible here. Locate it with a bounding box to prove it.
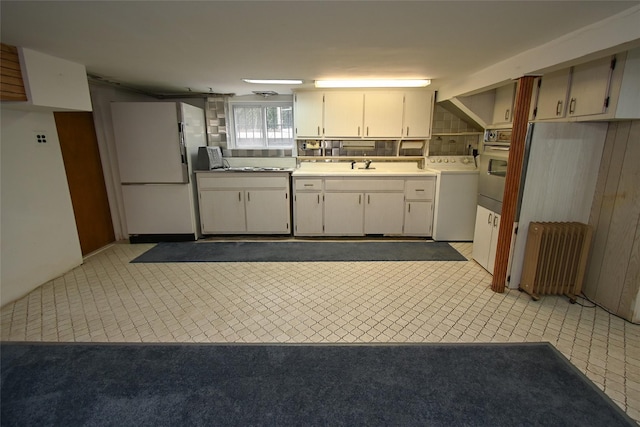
[484,129,512,148]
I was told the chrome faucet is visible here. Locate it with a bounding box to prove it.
[364,159,372,169]
[351,160,356,170]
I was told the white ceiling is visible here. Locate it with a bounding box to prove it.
[2,1,639,97]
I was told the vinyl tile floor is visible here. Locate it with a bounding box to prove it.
[1,241,639,423]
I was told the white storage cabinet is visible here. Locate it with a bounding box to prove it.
[197,172,291,234]
[472,205,501,274]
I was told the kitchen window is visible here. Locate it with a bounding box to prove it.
[229,101,294,149]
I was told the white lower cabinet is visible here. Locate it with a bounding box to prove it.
[292,175,434,237]
[294,192,323,235]
[197,173,291,234]
[364,192,405,234]
[294,179,324,235]
[324,192,365,235]
[403,179,435,236]
[404,201,433,236]
[472,205,501,273]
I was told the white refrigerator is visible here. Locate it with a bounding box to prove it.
[111,102,206,242]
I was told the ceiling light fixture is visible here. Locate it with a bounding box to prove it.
[315,79,431,88]
[243,79,303,85]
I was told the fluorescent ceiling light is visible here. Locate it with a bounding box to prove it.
[315,79,431,88]
[243,79,303,85]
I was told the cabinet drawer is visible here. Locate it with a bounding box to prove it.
[294,179,323,191]
[405,179,435,200]
[324,179,404,192]
[198,175,288,190]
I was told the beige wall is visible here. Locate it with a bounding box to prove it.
[585,120,640,322]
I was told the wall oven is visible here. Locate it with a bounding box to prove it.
[478,128,511,213]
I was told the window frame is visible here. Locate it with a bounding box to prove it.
[228,98,294,150]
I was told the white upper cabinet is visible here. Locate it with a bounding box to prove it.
[532,48,640,122]
[567,55,614,118]
[293,89,434,140]
[492,83,516,125]
[294,91,324,138]
[534,68,571,120]
[403,90,434,138]
[324,92,364,138]
[363,91,404,138]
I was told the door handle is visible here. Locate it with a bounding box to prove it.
[317,194,320,204]
[359,194,362,204]
[569,98,576,114]
[247,192,251,202]
[493,215,499,227]
[504,109,510,121]
[358,126,361,136]
[366,127,369,136]
[408,203,411,213]
[367,194,370,204]
[238,192,241,202]
[556,100,563,116]
[488,213,492,225]
[406,127,410,136]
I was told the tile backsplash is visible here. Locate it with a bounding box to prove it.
[205,96,228,147]
[428,104,482,156]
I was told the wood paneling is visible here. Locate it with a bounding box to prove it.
[491,76,535,293]
[1,43,27,101]
[54,112,115,255]
[585,120,640,322]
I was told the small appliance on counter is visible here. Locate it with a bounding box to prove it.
[196,146,224,170]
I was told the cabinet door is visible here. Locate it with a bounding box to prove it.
[199,190,246,233]
[568,56,613,117]
[324,192,364,235]
[363,91,404,138]
[295,192,324,235]
[324,92,364,137]
[403,91,433,138]
[472,205,493,270]
[245,189,290,233]
[364,192,405,235]
[487,212,501,275]
[404,201,433,236]
[492,83,516,125]
[535,69,571,120]
[294,92,324,137]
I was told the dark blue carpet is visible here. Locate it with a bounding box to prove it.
[1,342,635,426]
[130,241,467,263]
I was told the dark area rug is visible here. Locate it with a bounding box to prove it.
[1,342,635,426]
[130,241,467,263]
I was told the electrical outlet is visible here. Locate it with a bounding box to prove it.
[34,131,48,144]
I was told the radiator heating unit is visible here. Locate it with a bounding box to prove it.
[519,222,593,302]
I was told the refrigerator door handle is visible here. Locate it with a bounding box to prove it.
[178,122,187,165]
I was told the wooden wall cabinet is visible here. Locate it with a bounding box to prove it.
[0,43,27,101]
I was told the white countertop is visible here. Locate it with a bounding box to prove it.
[292,162,436,177]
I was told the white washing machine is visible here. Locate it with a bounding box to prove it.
[426,156,479,241]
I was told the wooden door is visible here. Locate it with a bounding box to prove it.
[54,112,115,255]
